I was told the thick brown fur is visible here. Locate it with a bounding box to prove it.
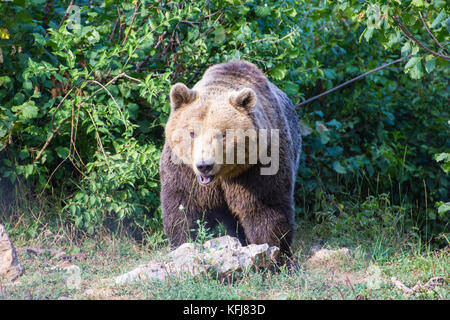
[160,60,301,259]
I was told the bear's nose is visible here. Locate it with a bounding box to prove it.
[196,162,214,175]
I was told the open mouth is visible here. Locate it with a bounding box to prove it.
[197,174,215,185]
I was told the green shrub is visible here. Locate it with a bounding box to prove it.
[0,0,448,243]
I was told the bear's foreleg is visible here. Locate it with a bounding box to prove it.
[235,203,295,260]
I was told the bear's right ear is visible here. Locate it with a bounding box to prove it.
[229,88,257,114]
[170,83,198,112]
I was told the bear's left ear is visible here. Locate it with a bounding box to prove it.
[229,88,257,114]
[170,83,199,112]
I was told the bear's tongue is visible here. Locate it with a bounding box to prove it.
[197,174,214,185]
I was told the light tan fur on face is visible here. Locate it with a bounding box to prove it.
[166,88,257,178]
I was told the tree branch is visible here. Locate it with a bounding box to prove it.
[110,6,121,42]
[34,116,71,163]
[295,55,411,108]
[121,2,140,45]
[57,0,75,30]
[393,15,450,60]
[418,11,449,54]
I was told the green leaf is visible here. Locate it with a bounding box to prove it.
[319,131,330,145]
[70,246,81,255]
[283,82,299,95]
[409,60,424,79]
[74,215,82,227]
[89,196,96,206]
[12,101,39,120]
[386,31,401,48]
[424,55,436,73]
[326,119,342,129]
[332,161,347,174]
[214,25,226,44]
[401,41,411,56]
[435,153,450,162]
[363,28,374,42]
[404,56,421,69]
[55,147,70,159]
[437,203,450,217]
[255,6,271,18]
[0,76,12,87]
[33,33,47,46]
[359,28,367,43]
[435,153,450,173]
[285,8,297,18]
[431,10,446,29]
[269,64,287,80]
[24,164,34,178]
[23,80,33,91]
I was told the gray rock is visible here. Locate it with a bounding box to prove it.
[115,236,279,285]
[203,235,241,250]
[115,261,171,285]
[0,224,24,280]
[168,242,205,275]
[84,289,95,296]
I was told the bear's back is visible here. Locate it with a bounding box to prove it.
[196,60,270,93]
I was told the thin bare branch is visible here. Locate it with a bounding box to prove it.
[418,11,449,54]
[393,15,450,60]
[57,0,75,30]
[89,72,141,97]
[34,116,71,163]
[85,105,111,171]
[121,2,140,45]
[296,55,412,108]
[110,6,121,42]
[391,276,445,296]
[89,79,128,130]
[0,120,16,153]
[34,73,138,163]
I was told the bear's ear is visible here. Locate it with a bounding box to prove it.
[229,88,257,114]
[170,83,198,111]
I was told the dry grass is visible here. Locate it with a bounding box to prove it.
[1,227,448,300]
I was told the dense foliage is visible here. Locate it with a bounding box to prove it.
[0,1,448,244]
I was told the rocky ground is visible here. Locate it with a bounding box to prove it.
[1,224,448,300]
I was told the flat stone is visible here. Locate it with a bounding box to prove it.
[115,261,171,285]
[203,235,242,250]
[115,236,279,285]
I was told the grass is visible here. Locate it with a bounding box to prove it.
[0,192,448,300]
[1,218,448,300]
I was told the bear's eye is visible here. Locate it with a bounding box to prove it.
[215,132,226,140]
[190,131,195,139]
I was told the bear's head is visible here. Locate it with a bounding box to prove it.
[165,82,260,185]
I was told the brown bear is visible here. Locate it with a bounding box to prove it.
[160,60,301,259]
